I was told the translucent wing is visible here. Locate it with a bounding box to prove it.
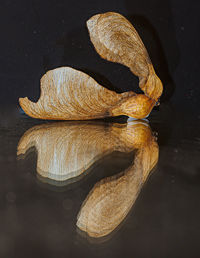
[87,12,150,77]
[19,66,155,120]
[87,12,163,100]
[19,67,132,120]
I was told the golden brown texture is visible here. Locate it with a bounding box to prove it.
[19,67,155,120]
[17,120,150,182]
[19,12,163,120]
[77,121,158,238]
[17,119,158,238]
[87,12,163,101]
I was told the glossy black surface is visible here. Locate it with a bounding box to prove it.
[0,107,200,257]
[0,0,200,256]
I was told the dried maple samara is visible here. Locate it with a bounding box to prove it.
[19,12,163,120]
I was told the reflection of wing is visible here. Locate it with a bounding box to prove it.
[19,67,155,120]
[87,12,163,100]
[17,121,149,182]
[77,126,158,238]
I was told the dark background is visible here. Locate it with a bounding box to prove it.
[0,0,199,116]
[0,1,200,258]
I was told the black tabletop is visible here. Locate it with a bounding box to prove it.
[0,0,200,257]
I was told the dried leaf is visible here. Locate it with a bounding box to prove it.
[87,12,163,100]
[77,122,158,238]
[17,120,150,183]
[19,67,155,120]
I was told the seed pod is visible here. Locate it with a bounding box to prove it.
[19,67,155,120]
[19,12,163,120]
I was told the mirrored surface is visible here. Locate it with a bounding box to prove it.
[0,108,200,257]
[17,121,149,184]
[17,119,158,238]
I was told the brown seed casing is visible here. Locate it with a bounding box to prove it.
[19,12,163,120]
[19,67,155,120]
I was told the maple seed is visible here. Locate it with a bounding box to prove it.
[19,12,163,120]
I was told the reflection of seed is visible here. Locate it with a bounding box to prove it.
[6,192,16,203]
[77,126,159,238]
[62,199,73,210]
